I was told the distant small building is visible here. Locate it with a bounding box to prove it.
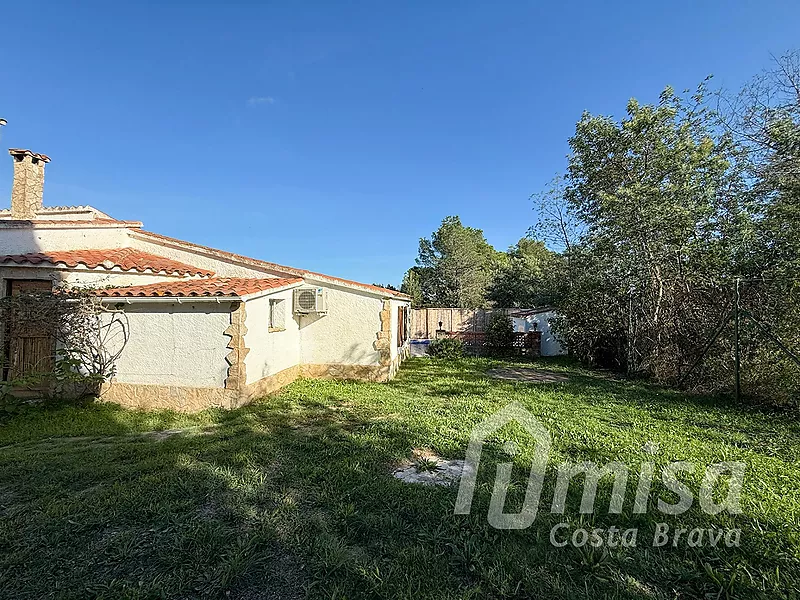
[0,148,411,411]
[507,308,565,356]
[409,307,565,356]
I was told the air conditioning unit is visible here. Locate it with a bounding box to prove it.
[293,286,328,314]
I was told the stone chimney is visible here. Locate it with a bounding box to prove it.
[9,148,50,219]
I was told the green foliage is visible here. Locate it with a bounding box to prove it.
[0,288,127,407]
[544,83,752,380]
[487,238,564,307]
[400,267,424,308]
[427,337,465,359]
[0,350,106,418]
[535,51,800,402]
[413,456,441,473]
[484,312,515,355]
[414,216,502,308]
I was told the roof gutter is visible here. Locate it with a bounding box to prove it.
[98,296,241,304]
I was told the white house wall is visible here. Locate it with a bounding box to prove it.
[129,234,282,278]
[299,286,383,366]
[243,290,301,384]
[0,225,130,254]
[106,302,232,387]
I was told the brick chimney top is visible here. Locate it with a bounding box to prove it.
[9,148,50,219]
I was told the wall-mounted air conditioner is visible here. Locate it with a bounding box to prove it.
[293,286,328,314]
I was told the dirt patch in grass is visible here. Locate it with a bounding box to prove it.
[486,366,570,383]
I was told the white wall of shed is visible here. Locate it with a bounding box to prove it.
[512,310,565,356]
[243,290,301,384]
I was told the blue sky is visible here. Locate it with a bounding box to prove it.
[1,2,798,286]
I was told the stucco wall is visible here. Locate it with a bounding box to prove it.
[243,290,301,384]
[0,225,131,254]
[107,302,232,387]
[129,234,282,278]
[513,310,565,356]
[299,285,384,366]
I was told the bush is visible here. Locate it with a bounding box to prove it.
[485,312,515,355]
[428,337,465,360]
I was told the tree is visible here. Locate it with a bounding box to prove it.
[487,237,564,307]
[400,267,425,308]
[414,216,501,308]
[545,84,747,377]
[715,50,800,402]
[719,50,800,278]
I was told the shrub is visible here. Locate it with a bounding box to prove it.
[428,337,465,360]
[485,312,515,355]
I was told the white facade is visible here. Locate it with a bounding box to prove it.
[243,289,301,383]
[299,286,384,366]
[0,222,132,255]
[0,202,411,410]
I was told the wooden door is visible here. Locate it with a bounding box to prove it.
[4,279,54,381]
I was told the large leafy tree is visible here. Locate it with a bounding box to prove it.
[720,50,800,278]
[715,50,800,400]
[411,216,500,308]
[550,85,747,375]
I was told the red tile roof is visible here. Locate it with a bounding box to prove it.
[0,219,142,227]
[96,277,303,298]
[0,248,213,277]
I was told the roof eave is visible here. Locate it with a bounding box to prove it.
[238,280,305,301]
[98,295,241,304]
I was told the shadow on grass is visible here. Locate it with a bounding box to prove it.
[0,359,797,598]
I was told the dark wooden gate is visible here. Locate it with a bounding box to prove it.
[4,279,54,381]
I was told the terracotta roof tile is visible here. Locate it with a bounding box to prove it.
[96,277,303,298]
[0,219,143,227]
[0,248,213,277]
[9,148,51,162]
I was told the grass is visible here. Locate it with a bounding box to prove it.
[0,357,798,599]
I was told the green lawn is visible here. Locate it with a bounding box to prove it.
[0,358,798,599]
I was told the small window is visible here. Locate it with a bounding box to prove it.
[269,298,286,331]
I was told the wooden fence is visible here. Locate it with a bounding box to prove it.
[410,308,545,357]
[410,308,508,339]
